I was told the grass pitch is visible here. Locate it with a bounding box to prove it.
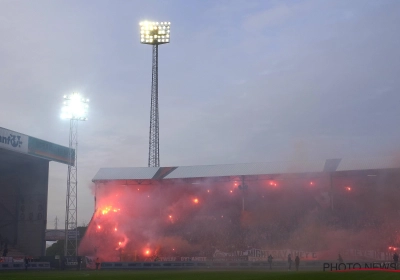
[1,270,399,280]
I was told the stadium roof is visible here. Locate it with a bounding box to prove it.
[92,156,400,182]
[0,126,74,166]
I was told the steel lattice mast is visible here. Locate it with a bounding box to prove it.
[148,44,159,167]
[140,21,170,167]
[65,119,78,256]
[61,92,89,256]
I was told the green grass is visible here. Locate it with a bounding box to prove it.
[1,270,399,280]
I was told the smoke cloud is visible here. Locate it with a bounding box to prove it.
[79,173,400,261]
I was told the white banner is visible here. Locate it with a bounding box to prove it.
[0,127,28,154]
[344,249,393,261]
[214,248,318,261]
[159,257,208,262]
[214,248,393,261]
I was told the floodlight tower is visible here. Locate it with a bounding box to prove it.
[61,92,89,256]
[139,21,171,167]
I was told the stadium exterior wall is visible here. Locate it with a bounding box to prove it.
[0,127,73,257]
[0,159,49,256]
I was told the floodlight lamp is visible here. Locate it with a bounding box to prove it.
[61,92,89,120]
[139,20,171,45]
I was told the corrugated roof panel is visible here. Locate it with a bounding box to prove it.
[164,160,325,179]
[337,156,400,171]
[92,157,400,182]
[92,167,159,181]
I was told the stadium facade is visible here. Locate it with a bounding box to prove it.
[0,127,73,257]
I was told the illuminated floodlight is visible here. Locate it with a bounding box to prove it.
[61,92,89,120]
[61,91,89,256]
[139,21,171,45]
[139,20,171,167]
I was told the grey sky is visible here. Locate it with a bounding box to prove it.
[1,0,399,228]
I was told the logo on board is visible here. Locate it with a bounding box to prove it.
[0,134,23,148]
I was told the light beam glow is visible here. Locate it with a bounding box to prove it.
[60,92,89,120]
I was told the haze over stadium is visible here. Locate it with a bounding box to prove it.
[78,162,400,262]
[1,0,400,261]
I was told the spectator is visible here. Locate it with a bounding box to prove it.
[95,257,100,270]
[393,252,399,269]
[295,255,300,271]
[268,254,273,270]
[287,254,292,270]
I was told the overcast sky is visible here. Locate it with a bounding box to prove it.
[1,0,399,228]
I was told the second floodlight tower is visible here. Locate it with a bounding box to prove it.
[140,21,170,167]
[61,92,89,256]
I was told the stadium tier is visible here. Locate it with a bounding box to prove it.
[82,158,400,262]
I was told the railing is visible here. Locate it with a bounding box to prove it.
[99,261,309,269]
[0,262,51,270]
[98,261,399,271]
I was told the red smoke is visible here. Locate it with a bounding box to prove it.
[79,174,400,261]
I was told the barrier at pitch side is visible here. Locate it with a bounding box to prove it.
[99,261,321,269]
[0,262,51,270]
[97,260,400,271]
